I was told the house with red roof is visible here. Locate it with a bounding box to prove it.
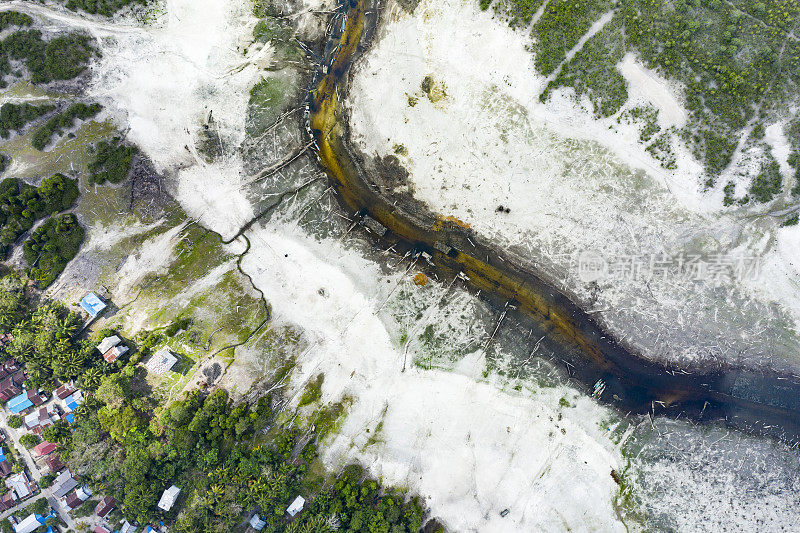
[95,495,115,517]
[33,441,57,456]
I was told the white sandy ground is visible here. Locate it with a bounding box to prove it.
[86,0,267,238]
[347,0,800,371]
[12,0,800,530]
[617,53,686,128]
[241,222,626,532]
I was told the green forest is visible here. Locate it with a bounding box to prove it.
[23,213,85,287]
[0,174,79,253]
[0,29,95,87]
[486,0,800,201]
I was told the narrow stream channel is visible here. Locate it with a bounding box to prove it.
[307,0,800,445]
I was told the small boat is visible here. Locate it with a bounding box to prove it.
[592,379,606,399]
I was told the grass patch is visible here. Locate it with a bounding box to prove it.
[298,373,324,407]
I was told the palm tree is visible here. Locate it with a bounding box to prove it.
[79,367,103,390]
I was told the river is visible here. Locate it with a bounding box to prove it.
[308,0,800,445]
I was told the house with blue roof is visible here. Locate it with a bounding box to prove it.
[62,390,84,413]
[7,392,32,414]
[79,293,107,318]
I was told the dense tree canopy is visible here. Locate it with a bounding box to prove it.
[0,103,55,139]
[0,30,95,87]
[0,174,80,257]
[88,137,138,185]
[23,212,85,287]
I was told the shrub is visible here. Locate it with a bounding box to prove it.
[19,433,39,449]
[64,0,149,17]
[0,30,95,85]
[31,103,102,151]
[298,373,324,407]
[87,137,138,185]
[0,12,33,31]
[749,160,783,203]
[23,213,85,288]
[6,415,21,429]
[0,103,55,139]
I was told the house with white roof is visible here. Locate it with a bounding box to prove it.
[5,472,34,500]
[52,469,78,498]
[96,336,121,354]
[250,513,266,530]
[13,513,46,533]
[286,495,305,517]
[146,348,178,375]
[157,484,180,511]
[97,335,129,363]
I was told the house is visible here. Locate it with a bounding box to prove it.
[7,391,33,414]
[0,333,13,349]
[24,405,59,433]
[52,470,77,498]
[0,491,15,511]
[104,345,129,364]
[0,449,13,477]
[13,513,47,533]
[286,495,305,517]
[33,441,57,456]
[75,486,91,501]
[5,472,35,500]
[63,491,81,510]
[157,485,180,511]
[250,513,266,530]
[54,382,76,400]
[93,527,111,533]
[96,335,121,354]
[45,454,65,473]
[80,293,106,318]
[97,336,129,363]
[28,389,46,406]
[62,390,84,413]
[0,376,22,402]
[10,389,47,414]
[146,348,178,375]
[95,495,115,517]
[119,520,137,533]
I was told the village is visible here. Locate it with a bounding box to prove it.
[0,289,317,533]
[0,292,168,533]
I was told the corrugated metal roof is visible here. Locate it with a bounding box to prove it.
[8,392,32,414]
